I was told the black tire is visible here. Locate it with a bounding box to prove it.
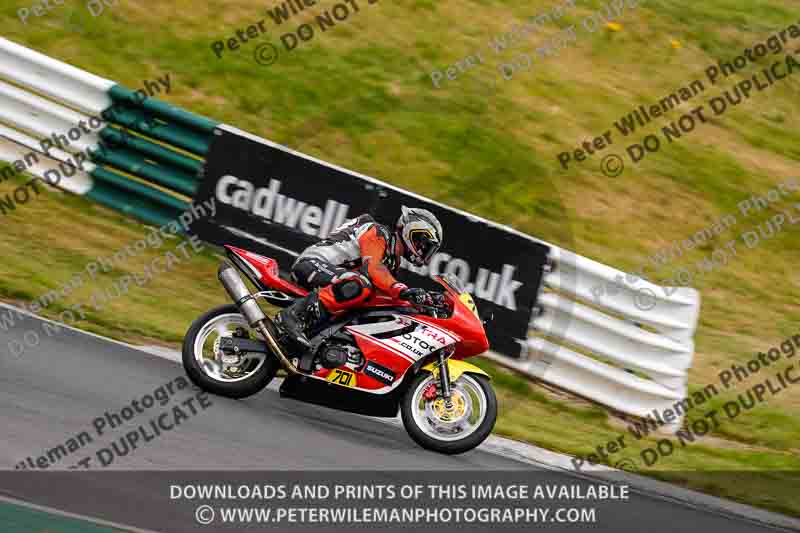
[400,371,497,455]
[182,304,280,399]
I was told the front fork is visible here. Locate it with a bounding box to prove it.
[437,349,454,409]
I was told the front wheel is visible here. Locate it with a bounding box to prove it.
[401,371,497,454]
[182,304,280,399]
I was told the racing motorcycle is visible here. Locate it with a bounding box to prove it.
[182,245,497,454]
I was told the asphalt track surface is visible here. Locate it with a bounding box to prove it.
[0,310,791,532]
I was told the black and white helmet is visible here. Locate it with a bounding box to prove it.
[396,206,443,267]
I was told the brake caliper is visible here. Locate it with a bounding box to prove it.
[422,382,438,401]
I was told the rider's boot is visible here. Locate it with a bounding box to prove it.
[275,291,329,349]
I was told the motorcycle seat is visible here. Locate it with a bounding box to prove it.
[224,245,308,297]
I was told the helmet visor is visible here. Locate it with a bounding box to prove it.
[410,230,440,264]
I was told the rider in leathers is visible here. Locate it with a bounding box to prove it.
[276,207,443,348]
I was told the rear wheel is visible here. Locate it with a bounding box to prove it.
[182,304,279,399]
[401,371,497,454]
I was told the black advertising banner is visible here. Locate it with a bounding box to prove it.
[190,126,550,357]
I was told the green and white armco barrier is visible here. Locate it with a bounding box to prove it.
[0,37,218,226]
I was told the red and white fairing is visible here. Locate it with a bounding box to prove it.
[223,244,490,395]
[341,317,459,392]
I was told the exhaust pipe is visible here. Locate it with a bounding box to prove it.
[218,260,267,326]
[217,261,300,375]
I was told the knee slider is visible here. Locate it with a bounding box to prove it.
[292,259,318,285]
[331,274,371,303]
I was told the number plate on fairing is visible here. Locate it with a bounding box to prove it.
[326,368,356,387]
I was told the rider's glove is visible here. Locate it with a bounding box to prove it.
[399,287,433,306]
